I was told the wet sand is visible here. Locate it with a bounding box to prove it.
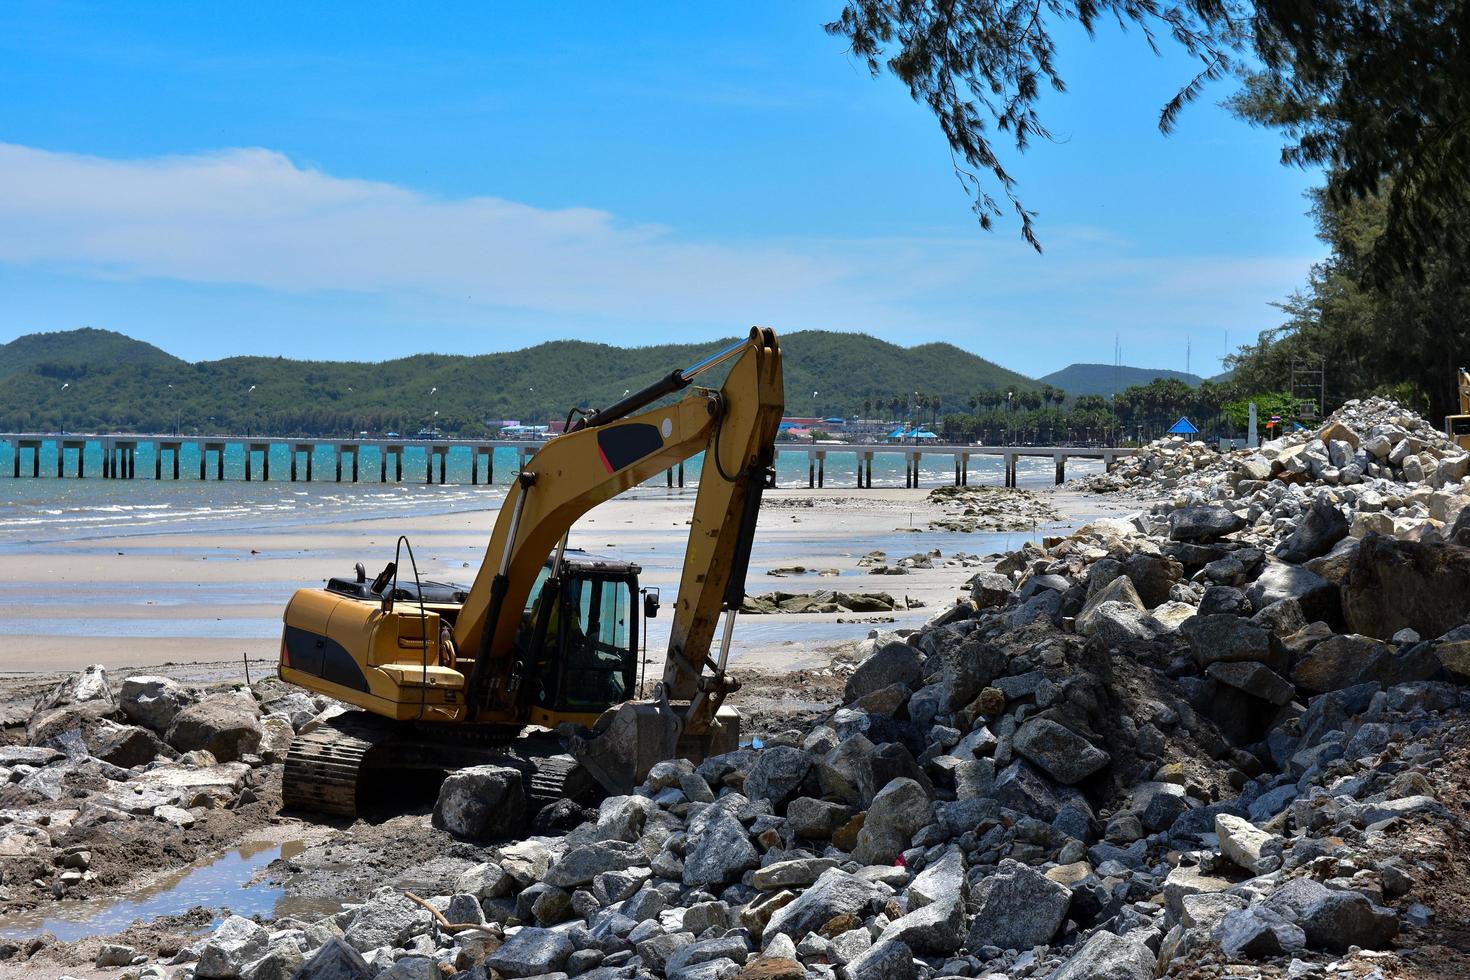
[0,485,1129,677]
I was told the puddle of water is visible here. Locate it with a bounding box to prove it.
[0,839,339,942]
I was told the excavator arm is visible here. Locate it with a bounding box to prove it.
[449,328,783,786]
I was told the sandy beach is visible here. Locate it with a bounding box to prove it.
[0,484,1127,678]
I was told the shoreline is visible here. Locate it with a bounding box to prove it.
[0,484,1125,677]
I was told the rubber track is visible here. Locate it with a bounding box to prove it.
[282,721,375,818]
[282,712,595,819]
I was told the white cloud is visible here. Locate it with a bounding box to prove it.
[0,141,1318,372]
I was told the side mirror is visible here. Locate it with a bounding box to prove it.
[643,591,660,619]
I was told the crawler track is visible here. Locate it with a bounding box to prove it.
[282,710,597,820]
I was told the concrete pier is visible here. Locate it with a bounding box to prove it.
[0,433,1134,487]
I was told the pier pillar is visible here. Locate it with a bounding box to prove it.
[678,461,684,488]
[216,449,224,482]
[155,451,162,481]
[13,449,19,479]
[245,450,252,482]
[306,449,313,482]
[1004,454,1017,488]
[437,450,444,485]
[291,452,298,482]
[381,449,388,484]
[335,449,343,483]
[808,456,815,489]
[865,455,873,489]
[352,450,359,483]
[172,449,178,481]
[954,458,960,486]
[199,449,206,481]
[484,450,490,486]
[471,450,478,485]
[78,448,85,479]
[395,450,403,483]
[127,447,134,480]
[961,454,969,486]
[426,450,433,484]
[1055,456,1066,485]
[33,447,40,478]
[57,446,63,479]
[263,448,270,482]
[817,454,824,489]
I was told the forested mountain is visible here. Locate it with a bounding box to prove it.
[0,328,1037,436]
[1037,363,1203,398]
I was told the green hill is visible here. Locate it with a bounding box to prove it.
[0,328,181,380]
[0,329,1036,436]
[1038,363,1203,398]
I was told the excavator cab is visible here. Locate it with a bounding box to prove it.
[515,554,641,715]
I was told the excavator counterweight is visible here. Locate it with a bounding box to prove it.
[276,328,784,819]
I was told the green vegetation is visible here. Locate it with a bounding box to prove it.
[0,329,1035,436]
[1037,364,1203,399]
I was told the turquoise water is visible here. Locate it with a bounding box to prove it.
[0,439,1099,544]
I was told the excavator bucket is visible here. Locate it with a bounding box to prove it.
[565,697,683,796]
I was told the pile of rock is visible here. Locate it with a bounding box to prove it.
[926,486,1060,533]
[742,591,914,615]
[1088,397,1469,500]
[0,668,330,903]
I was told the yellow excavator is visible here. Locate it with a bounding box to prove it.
[1447,367,1470,451]
[277,328,784,817]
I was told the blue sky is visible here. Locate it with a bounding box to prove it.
[0,3,1321,377]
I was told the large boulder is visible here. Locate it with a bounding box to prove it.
[164,693,262,762]
[1011,718,1109,784]
[1169,506,1247,543]
[1075,576,1145,638]
[845,640,922,703]
[1124,553,1183,608]
[741,746,810,808]
[120,675,193,732]
[291,937,372,980]
[484,927,574,978]
[683,812,760,887]
[196,915,270,978]
[1341,534,1470,640]
[1246,561,1338,624]
[852,777,933,865]
[86,719,170,768]
[1290,633,1392,695]
[762,868,886,944]
[1049,929,1155,980]
[965,859,1071,951]
[1180,614,1274,669]
[36,664,113,713]
[1275,498,1350,563]
[431,765,525,840]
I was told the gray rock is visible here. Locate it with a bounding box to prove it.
[1263,877,1399,951]
[971,571,1013,609]
[1207,661,1295,705]
[852,777,933,865]
[742,746,811,808]
[1246,562,1336,622]
[992,760,1064,821]
[845,640,922,703]
[1181,614,1273,668]
[965,859,1070,951]
[1198,585,1251,616]
[1011,718,1110,784]
[840,939,916,980]
[1216,906,1307,959]
[1075,576,1144,637]
[786,796,851,839]
[342,892,428,951]
[594,793,659,842]
[196,914,270,978]
[1169,506,1247,543]
[817,733,877,806]
[455,861,512,899]
[1276,498,1350,563]
[164,693,262,762]
[752,857,838,890]
[484,926,574,977]
[878,891,964,954]
[683,813,759,887]
[763,868,885,944]
[120,675,193,732]
[546,839,646,888]
[432,765,525,840]
[1216,813,1277,874]
[291,937,372,980]
[1049,929,1155,980]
